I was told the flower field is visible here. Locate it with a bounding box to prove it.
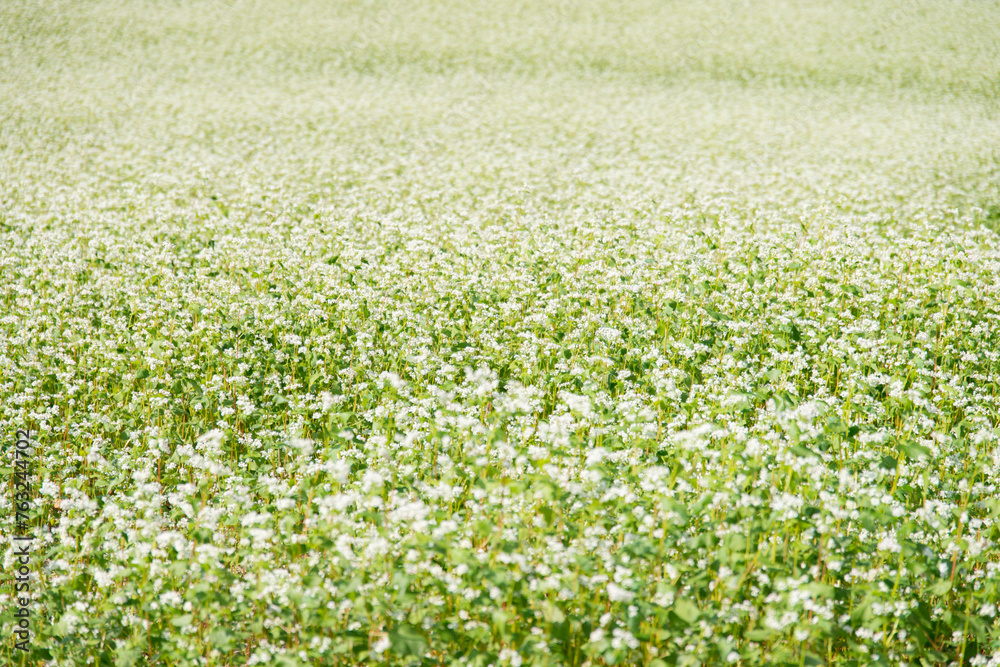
[2,1,1000,665]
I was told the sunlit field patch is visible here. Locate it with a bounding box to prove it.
[2,1,1000,665]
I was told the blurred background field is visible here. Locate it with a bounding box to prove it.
[3,0,999,223]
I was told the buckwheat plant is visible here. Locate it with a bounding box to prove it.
[2,0,1000,665]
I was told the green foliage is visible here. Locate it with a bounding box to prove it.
[2,0,1000,666]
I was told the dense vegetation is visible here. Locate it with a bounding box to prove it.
[2,1,1000,665]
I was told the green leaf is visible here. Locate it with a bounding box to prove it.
[672,598,700,624]
[804,582,835,599]
[389,623,428,657]
[896,440,932,460]
[208,628,235,651]
[929,580,952,596]
[114,645,144,667]
[170,614,193,627]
